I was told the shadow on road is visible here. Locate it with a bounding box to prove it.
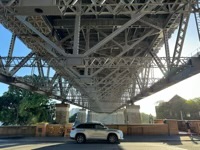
[33,141,124,150]
[191,136,200,145]
[162,136,182,146]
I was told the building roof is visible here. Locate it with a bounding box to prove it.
[168,95,186,102]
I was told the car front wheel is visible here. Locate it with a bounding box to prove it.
[108,134,118,144]
[76,134,86,144]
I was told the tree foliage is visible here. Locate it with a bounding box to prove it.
[0,86,55,125]
[69,113,77,123]
[141,113,155,124]
[156,95,200,120]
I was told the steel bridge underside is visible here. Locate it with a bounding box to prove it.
[0,0,200,113]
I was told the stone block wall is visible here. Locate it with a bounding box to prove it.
[55,104,70,124]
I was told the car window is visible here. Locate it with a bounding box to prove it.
[95,124,105,129]
[85,124,94,129]
[76,124,94,129]
[76,124,85,128]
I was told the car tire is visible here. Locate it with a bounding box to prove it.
[76,134,86,144]
[108,134,118,144]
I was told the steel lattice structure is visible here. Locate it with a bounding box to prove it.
[0,0,200,113]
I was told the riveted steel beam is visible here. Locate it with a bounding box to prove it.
[16,16,67,57]
[1,1,199,16]
[93,27,124,50]
[117,29,155,57]
[0,56,191,68]
[73,13,81,55]
[0,56,6,74]
[194,0,200,41]
[36,58,44,78]
[163,30,171,70]
[5,34,16,71]
[10,52,34,76]
[171,4,190,67]
[83,12,145,57]
[150,51,167,76]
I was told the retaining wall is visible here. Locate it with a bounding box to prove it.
[0,126,36,137]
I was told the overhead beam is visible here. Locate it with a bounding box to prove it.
[139,18,163,31]
[93,27,124,50]
[83,13,145,57]
[2,1,198,16]
[117,30,154,57]
[16,16,68,57]
[53,19,150,28]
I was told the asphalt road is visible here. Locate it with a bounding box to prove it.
[0,140,200,150]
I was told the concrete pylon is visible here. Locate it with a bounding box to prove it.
[55,103,70,124]
[116,109,125,124]
[87,111,96,122]
[125,105,141,124]
[77,109,86,123]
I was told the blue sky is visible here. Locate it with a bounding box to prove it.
[0,15,200,115]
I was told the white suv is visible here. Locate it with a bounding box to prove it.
[70,122,123,144]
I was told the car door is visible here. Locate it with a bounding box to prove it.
[84,124,96,139]
[93,124,107,140]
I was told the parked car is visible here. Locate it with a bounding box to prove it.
[70,122,123,144]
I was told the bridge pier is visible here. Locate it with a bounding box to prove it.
[87,110,96,122]
[125,105,141,124]
[77,109,87,123]
[87,109,125,124]
[55,104,70,124]
[115,109,125,124]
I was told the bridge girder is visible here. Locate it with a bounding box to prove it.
[0,0,200,113]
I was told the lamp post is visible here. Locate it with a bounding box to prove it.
[180,110,183,120]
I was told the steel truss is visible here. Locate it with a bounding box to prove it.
[0,0,199,15]
[194,0,200,41]
[0,56,191,68]
[0,0,200,113]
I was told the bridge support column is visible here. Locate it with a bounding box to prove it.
[77,109,86,123]
[116,109,125,124]
[87,111,97,122]
[125,105,141,124]
[55,104,70,124]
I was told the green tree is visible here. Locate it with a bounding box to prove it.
[156,95,200,120]
[140,113,152,123]
[0,86,55,125]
